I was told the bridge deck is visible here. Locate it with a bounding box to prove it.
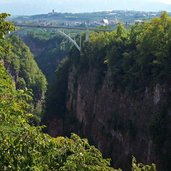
[15,24,113,32]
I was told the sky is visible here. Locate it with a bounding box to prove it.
[0,0,171,15]
[154,0,171,4]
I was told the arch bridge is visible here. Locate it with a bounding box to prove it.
[14,24,112,52]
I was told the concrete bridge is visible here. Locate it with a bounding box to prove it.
[15,24,112,52]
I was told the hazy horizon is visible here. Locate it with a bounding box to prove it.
[0,0,171,16]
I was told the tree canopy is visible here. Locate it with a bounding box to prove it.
[72,12,171,92]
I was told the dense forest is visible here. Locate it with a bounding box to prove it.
[45,12,171,171]
[0,13,158,170]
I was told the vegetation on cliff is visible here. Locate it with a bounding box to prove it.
[74,12,171,91]
[4,35,47,101]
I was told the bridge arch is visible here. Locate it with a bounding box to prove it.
[13,24,112,52]
[12,27,83,52]
[57,30,81,51]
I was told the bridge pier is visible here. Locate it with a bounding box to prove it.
[85,30,89,42]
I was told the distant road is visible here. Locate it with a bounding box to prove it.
[15,24,113,32]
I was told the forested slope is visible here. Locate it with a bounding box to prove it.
[4,36,47,101]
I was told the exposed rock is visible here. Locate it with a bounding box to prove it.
[153,84,161,104]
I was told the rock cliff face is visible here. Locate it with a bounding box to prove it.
[47,65,171,171]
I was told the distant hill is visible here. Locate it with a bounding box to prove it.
[11,10,171,27]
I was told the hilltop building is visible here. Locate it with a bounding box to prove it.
[101,18,109,26]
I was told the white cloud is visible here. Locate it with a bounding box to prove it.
[152,0,171,4]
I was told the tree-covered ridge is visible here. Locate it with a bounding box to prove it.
[0,13,15,57]
[74,12,171,91]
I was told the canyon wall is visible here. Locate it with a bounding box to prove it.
[47,66,171,171]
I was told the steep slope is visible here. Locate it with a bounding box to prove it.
[46,13,171,171]
[2,35,47,119]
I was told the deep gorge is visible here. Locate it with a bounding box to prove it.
[18,13,171,171]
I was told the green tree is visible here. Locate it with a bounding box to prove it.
[0,13,14,58]
[132,157,156,171]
